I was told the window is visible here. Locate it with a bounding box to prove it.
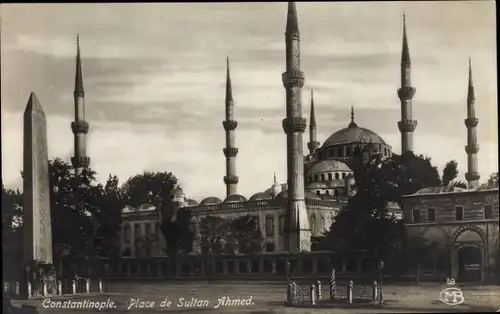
[265,215,274,236]
[321,217,326,231]
[427,208,436,222]
[412,209,421,223]
[265,242,275,252]
[315,175,319,182]
[335,173,339,180]
[279,215,285,234]
[484,205,493,219]
[316,190,320,195]
[321,174,325,181]
[328,173,332,180]
[135,224,141,239]
[310,215,316,234]
[124,224,130,242]
[342,173,346,179]
[326,190,330,195]
[455,206,464,221]
[329,149,333,157]
[145,223,151,237]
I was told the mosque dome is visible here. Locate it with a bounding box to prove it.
[200,197,222,205]
[307,159,352,175]
[185,199,199,206]
[223,194,248,203]
[249,192,272,201]
[322,123,387,148]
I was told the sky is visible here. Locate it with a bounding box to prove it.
[1,2,497,201]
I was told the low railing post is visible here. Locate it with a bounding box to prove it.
[347,280,353,304]
[310,283,316,305]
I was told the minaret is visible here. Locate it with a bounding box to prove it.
[71,35,90,176]
[397,13,417,154]
[281,2,311,252]
[272,172,281,199]
[307,90,320,155]
[465,58,480,189]
[223,57,239,197]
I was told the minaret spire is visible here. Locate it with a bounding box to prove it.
[223,57,239,197]
[282,2,311,252]
[397,13,417,154]
[348,105,358,128]
[307,89,320,154]
[465,58,480,189]
[71,35,90,176]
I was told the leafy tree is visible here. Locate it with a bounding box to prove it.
[486,172,499,188]
[2,185,24,280]
[121,171,178,208]
[442,160,459,186]
[160,206,194,257]
[198,215,229,256]
[226,215,264,255]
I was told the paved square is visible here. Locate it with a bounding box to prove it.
[11,281,500,313]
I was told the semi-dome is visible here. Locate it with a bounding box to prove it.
[185,199,199,206]
[413,186,467,195]
[200,196,222,205]
[276,190,322,201]
[322,118,387,148]
[249,192,272,201]
[307,159,352,174]
[223,194,248,203]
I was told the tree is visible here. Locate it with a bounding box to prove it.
[122,171,178,208]
[486,172,499,188]
[198,215,229,256]
[226,215,264,255]
[442,160,459,186]
[2,185,24,281]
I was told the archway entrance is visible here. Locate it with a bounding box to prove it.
[457,246,482,283]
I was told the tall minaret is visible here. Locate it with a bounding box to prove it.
[223,57,239,197]
[397,13,417,154]
[281,2,311,252]
[465,58,480,189]
[307,90,320,155]
[71,35,90,176]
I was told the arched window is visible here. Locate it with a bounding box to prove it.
[316,190,320,195]
[310,215,316,234]
[334,190,339,197]
[326,190,330,195]
[315,175,319,182]
[335,173,339,180]
[342,173,346,179]
[328,173,332,180]
[321,174,325,181]
[124,224,130,242]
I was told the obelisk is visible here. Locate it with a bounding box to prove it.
[23,92,53,267]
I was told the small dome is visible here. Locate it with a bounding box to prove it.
[276,190,288,200]
[322,125,387,148]
[414,186,467,195]
[200,196,222,205]
[223,194,248,203]
[185,199,199,206]
[249,192,272,201]
[307,159,352,174]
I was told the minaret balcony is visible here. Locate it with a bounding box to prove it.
[397,86,416,100]
[465,144,480,154]
[307,141,320,152]
[397,120,417,132]
[282,117,307,134]
[285,33,300,41]
[71,156,90,168]
[465,172,480,182]
[282,70,305,88]
[464,117,479,128]
[223,175,239,185]
[222,120,238,131]
[223,147,239,158]
[71,121,89,134]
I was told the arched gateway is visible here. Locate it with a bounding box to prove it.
[453,227,485,283]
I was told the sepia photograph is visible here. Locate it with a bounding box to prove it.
[1,2,499,313]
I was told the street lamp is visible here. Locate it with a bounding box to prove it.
[378,260,384,304]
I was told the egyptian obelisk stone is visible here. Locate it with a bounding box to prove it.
[23,92,53,265]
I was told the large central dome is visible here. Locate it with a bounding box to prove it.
[322,121,387,148]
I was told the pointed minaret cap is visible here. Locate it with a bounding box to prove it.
[75,34,84,96]
[401,12,411,66]
[226,56,233,102]
[24,92,45,116]
[348,105,358,128]
[286,2,299,34]
[309,89,316,127]
[468,57,475,101]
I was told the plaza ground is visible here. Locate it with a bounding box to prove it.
[11,281,500,313]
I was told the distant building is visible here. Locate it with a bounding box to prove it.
[402,186,499,283]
